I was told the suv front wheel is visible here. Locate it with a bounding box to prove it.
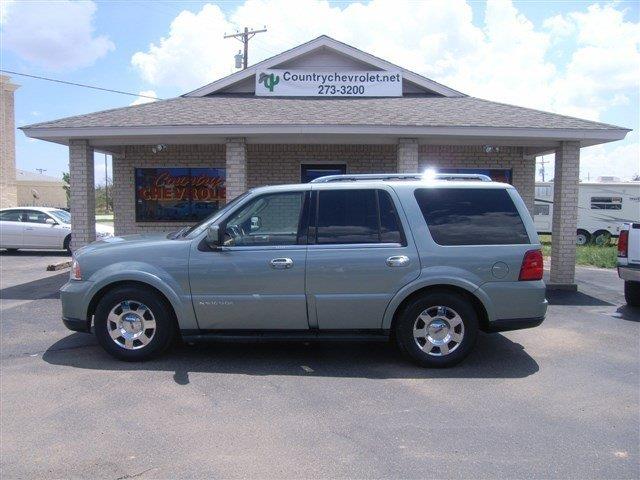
[395,291,478,368]
[94,286,176,361]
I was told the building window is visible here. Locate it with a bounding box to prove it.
[535,186,552,197]
[135,168,225,222]
[301,164,346,183]
[590,196,622,210]
[534,203,550,216]
[436,168,513,184]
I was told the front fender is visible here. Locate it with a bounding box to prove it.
[85,262,198,330]
[381,269,495,329]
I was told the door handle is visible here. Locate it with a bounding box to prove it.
[25,227,34,231]
[270,257,294,269]
[386,255,410,267]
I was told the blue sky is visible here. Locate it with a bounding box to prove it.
[1,0,638,184]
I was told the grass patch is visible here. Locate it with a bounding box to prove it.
[539,234,617,269]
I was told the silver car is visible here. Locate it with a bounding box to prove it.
[60,174,547,367]
[0,207,113,252]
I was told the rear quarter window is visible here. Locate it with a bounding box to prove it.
[414,188,530,246]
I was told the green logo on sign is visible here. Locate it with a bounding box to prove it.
[259,72,280,92]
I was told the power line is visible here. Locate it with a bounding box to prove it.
[224,27,268,70]
[0,70,162,100]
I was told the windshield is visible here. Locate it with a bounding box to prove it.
[49,209,71,224]
[182,190,252,238]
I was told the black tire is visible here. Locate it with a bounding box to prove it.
[94,286,176,361]
[63,235,71,253]
[576,230,590,246]
[592,230,611,246]
[625,281,640,307]
[395,290,478,368]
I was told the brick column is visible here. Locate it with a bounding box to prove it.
[397,138,419,173]
[1,75,19,208]
[69,140,95,250]
[225,137,247,200]
[549,141,580,289]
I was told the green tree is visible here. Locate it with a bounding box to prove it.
[62,172,70,206]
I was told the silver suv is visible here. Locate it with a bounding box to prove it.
[61,173,547,367]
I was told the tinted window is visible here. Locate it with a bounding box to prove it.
[224,192,303,246]
[315,189,404,245]
[414,188,529,246]
[379,190,403,243]
[0,211,22,221]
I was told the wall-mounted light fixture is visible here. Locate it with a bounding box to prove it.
[151,144,167,154]
[483,145,501,154]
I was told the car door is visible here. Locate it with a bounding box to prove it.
[189,189,310,330]
[0,210,24,248]
[21,210,65,249]
[305,187,420,330]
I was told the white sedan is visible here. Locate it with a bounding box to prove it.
[0,207,113,252]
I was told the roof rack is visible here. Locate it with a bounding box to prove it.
[310,173,492,183]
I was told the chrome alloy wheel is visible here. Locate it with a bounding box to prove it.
[107,300,157,350]
[413,306,464,356]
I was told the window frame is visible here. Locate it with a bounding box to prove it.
[308,188,407,247]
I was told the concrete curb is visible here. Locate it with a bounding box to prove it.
[46,261,71,271]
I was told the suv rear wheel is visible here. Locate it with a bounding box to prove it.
[395,291,478,368]
[94,286,176,361]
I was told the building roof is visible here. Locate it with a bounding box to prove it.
[16,169,66,184]
[20,35,630,149]
[23,95,626,131]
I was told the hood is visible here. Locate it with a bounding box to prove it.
[75,233,171,256]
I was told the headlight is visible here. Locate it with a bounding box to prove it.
[70,258,82,281]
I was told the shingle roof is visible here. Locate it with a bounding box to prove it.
[22,96,625,131]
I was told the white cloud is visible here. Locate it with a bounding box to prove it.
[538,140,640,182]
[131,0,638,177]
[1,0,114,70]
[130,90,159,106]
[130,1,638,116]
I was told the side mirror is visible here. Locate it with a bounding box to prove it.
[205,225,221,248]
[45,218,57,226]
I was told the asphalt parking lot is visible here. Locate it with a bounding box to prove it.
[1,250,638,479]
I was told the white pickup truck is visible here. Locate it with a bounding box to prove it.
[617,223,640,306]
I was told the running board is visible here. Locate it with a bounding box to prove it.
[181,329,390,343]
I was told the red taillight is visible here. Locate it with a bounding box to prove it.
[618,230,628,258]
[519,249,543,281]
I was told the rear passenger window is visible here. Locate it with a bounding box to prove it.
[315,189,404,245]
[414,188,529,246]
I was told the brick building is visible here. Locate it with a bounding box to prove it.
[21,36,630,288]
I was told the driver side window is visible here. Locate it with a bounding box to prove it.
[224,192,304,247]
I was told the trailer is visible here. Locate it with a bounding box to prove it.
[534,182,640,245]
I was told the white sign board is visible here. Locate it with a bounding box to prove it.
[255,69,402,97]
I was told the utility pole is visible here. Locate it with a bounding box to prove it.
[537,156,549,182]
[224,26,267,69]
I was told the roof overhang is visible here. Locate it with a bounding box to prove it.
[22,124,630,149]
